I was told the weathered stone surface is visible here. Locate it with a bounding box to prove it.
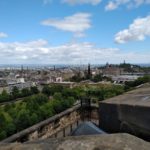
[99,84,150,140]
[0,133,150,150]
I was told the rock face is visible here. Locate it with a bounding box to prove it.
[0,133,150,150]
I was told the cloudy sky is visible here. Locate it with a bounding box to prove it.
[0,0,150,64]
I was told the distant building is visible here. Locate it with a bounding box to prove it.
[56,77,63,82]
[8,82,34,92]
[103,66,123,76]
[112,75,139,84]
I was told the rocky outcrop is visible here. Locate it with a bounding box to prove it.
[0,133,150,150]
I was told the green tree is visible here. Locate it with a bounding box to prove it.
[4,104,11,112]
[125,75,150,88]
[40,102,54,119]
[50,85,64,95]
[5,122,16,136]
[0,130,7,140]
[29,113,39,125]
[62,88,78,99]
[113,85,124,95]
[33,94,48,105]
[11,86,20,99]
[52,99,63,113]
[53,92,62,100]
[26,97,40,114]
[66,97,75,107]
[0,90,10,102]
[21,88,31,97]
[30,86,39,94]
[70,73,83,82]
[16,109,30,131]
[92,74,102,82]
[42,85,51,96]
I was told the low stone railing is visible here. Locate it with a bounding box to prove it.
[1,104,99,143]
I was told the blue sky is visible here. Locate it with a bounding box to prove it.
[0,0,150,64]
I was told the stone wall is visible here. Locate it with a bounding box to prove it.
[99,103,121,133]
[99,103,150,141]
[1,104,99,143]
[28,111,80,140]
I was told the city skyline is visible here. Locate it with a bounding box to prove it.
[0,0,150,64]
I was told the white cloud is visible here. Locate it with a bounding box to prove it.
[0,39,48,62]
[0,39,149,64]
[62,0,101,5]
[105,1,119,10]
[41,13,91,37]
[0,32,8,38]
[105,0,150,11]
[115,15,150,43]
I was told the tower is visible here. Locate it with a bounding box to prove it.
[106,62,109,68]
[88,63,91,76]
[21,65,24,77]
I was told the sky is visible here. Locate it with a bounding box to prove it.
[0,0,150,64]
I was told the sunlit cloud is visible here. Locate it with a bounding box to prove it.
[105,0,150,11]
[41,13,92,38]
[0,39,149,64]
[115,15,150,43]
[0,32,8,38]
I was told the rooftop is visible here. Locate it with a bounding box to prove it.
[100,83,150,107]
